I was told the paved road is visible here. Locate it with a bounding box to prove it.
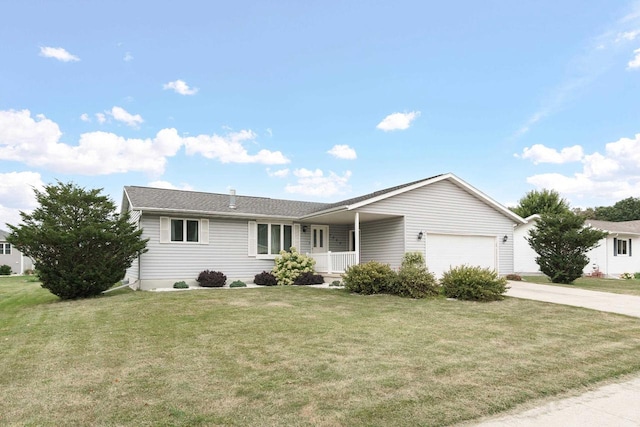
[506,280,640,318]
[469,281,640,426]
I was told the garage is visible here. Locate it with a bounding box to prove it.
[425,233,497,278]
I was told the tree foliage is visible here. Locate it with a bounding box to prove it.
[527,212,607,284]
[593,197,640,222]
[511,189,571,218]
[6,182,148,299]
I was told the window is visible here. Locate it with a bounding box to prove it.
[257,223,292,255]
[613,238,632,257]
[0,243,9,254]
[170,219,199,242]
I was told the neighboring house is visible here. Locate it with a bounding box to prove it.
[0,229,34,274]
[122,173,526,290]
[514,215,640,278]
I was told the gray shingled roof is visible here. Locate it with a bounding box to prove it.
[124,174,445,218]
[124,186,331,218]
[586,220,640,234]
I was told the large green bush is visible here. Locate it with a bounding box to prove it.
[6,182,148,299]
[393,252,439,298]
[272,248,315,286]
[342,261,396,295]
[441,265,508,301]
[0,265,11,275]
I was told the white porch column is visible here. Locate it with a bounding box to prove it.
[354,212,360,264]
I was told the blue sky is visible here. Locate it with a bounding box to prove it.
[2,1,640,226]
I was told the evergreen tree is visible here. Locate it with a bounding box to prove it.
[511,189,571,218]
[527,212,607,284]
[7,182,148,299]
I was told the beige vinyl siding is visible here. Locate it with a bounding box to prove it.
[360,217,405,269]
[356,180,515,275]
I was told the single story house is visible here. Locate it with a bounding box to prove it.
[514,215,640,278]
[0,229,34,274]
[122,173,526,290]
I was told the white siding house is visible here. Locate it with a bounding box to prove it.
[122,173,525,290]
[514,216,640,278]
[0,229,34,274]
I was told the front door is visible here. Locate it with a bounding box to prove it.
[311,225,329,253]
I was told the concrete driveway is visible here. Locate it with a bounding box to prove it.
[506,280,640,318]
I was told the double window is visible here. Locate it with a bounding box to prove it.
[171,219,199,242]
[160,217,208,244]
[257,223,292,255]
[0,243,10,255]
[614,237,632,256]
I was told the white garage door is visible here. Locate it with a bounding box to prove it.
[425,233,497,278]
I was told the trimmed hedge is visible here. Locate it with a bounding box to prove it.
[293,272,324,285]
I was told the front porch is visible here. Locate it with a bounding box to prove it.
[308,251,358,274]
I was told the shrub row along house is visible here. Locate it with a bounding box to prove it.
[121,173,526,290]
[514,215,640,278]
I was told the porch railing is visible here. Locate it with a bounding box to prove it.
[308,251,358,274]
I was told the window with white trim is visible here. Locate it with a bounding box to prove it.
[160,217,209,244]
[0,243,10,254]
[171,219,199,242]
[257,223,292,255]
[613,237,632,257]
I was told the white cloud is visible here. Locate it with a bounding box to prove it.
[95,113,107,124]
[184,130,289,164]
[327,144,357,160]
[628,48,640,69]
[123,52,133,62]
[285,169,352,197]
[80,113,90,122]
[0,171,45,227]
[108,106,143,128]
[267,168,290,178]
[0,109,289,176]
[523,133,640,203]
[163,79,198,95]
[616,29,640,41]
[39,46,80,62]
[147,181,194,191]
[517,144,584,164]
[376,111,420,131]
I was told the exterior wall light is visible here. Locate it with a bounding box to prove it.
[502,235,508,243]
[418,231,424,240]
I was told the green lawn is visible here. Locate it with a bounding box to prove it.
[2,276,640,426]
[521,275,640,296]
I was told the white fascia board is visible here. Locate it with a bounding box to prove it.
[136,207,299,221]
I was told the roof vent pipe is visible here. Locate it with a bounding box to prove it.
[229,189,236,209]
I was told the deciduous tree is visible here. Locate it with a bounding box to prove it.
[511,189,570,218]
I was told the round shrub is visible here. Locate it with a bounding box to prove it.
[441,265,508,302]
[330,280,342,287]
[196,270,227,288]
[272,248,316,286]
[293,272,324,285]
[505,273,522,281]
[229,280,247,288]
[395,265,439,298]
[254,271,278,286]
[0,264,11,275]
[343,261,396,295]
[173,281,189,289]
